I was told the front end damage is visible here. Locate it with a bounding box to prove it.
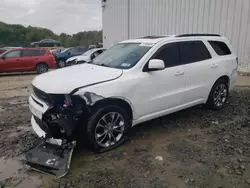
[26,87,100,177]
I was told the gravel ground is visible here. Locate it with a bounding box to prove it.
[0,74,250,188]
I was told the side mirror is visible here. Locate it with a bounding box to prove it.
[147,59,165,71]
[68,52,71,55]
[1,56,5,60]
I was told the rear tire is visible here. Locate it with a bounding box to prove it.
[36,63,48,74]
[86,105,132,153]
[205,78,229,110]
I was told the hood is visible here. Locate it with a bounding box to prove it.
[32,64,123,94]
[66,55,82,62]
[76,55,90,62]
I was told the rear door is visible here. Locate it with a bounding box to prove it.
[2,50,22,71]
[21,50,41,70]
[179,40,214,103]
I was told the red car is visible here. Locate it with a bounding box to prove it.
[0,48,56,74]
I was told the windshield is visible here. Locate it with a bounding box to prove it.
[60,48,70,53]
[92,43,152,69]
[82,49,96,56]
[0,49,7,55]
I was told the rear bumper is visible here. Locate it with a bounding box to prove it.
[229,69,238,91]
[49,61,57,69]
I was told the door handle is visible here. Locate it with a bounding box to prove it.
[211,63,218,68]
[175,71,184,76]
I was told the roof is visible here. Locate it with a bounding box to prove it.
[120,34,224,44]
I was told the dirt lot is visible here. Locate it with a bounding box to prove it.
[0,74,250,188]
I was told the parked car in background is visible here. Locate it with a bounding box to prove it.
[0,47,22,55]
[30,39,62,50]
[66,48,106,66]
[54,46,88,68]
[0,48,56,74]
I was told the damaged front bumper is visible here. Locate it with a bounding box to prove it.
[27,93,85,177]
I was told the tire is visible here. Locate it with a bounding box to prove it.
[36,63,48,74]
[86,105,132,153]
[58,60,66,68]
[205,78,229,110]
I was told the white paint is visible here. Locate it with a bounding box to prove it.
[32,63,123,94]
[102,0,250,73]
[30,36,237,138]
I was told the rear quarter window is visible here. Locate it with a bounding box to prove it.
[208,41,231,56]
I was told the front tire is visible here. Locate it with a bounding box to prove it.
[205,78,229,110]
[86,105,131,153]
[58,60,66,68]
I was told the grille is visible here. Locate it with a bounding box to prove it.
[32,86,53,105]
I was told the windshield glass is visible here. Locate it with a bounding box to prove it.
[0,49,7,55]
[82,49,96,56]
[92,43,152,69]
[60,48,70,53]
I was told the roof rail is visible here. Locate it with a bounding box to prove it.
[140,35,169,39]
[176,34,221,37]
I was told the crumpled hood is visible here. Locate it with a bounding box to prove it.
[32,64,123,94]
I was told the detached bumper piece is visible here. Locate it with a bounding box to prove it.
[25,140,76,178]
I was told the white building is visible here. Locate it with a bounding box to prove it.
[102,0,250,73]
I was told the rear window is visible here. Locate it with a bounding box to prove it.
[22,50,45,57]
[208,41,231,56]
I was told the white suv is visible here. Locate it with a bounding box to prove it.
[29,34,238,152]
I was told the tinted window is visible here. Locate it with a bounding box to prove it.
[153,43,180,67]
[179,41,211,64]
[5,51,21,58]
[22,50,45,57]
[208,41,231,55]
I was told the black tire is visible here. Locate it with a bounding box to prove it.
[58,60,66,68]
[86,105,132,153]
[205,78,229,110]
[36,63,48,74]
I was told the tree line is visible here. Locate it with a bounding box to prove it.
[0,21,102,48]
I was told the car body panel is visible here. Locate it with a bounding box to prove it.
[32,63,123,94]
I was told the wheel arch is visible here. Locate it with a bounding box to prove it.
[90,97,134,120]
[35,62,48,69]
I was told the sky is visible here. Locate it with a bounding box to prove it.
[0,0,102,35]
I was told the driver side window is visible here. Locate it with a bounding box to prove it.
[153,43,180,68]
[5,50,21,58]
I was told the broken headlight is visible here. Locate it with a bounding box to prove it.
[64,94,73,107]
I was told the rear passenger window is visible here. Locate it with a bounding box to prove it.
[179,41,211,64]
[153,43,180,67]
[22,50,45,57]
[208,41,231,56]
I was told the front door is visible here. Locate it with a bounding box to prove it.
[2,50,22,72]
[133,43,186,119]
